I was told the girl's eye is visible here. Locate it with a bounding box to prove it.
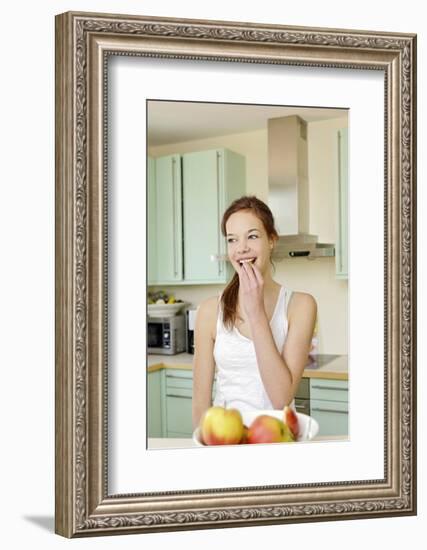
[227,234,258,243]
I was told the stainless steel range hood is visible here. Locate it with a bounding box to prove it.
[268,115,335,259]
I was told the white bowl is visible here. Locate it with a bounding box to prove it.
[193,409,319,446]
[147,302,189,318]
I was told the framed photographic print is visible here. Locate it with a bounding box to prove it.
[55,11,417,537]
[145,99,349,452]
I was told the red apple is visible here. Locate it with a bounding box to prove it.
[283,406,300,439]
[247,414,294,444]
[200,406,244,445]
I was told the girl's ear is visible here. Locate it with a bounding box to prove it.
[269,235,278,249]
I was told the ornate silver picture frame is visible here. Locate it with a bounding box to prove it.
[55,11,417,537]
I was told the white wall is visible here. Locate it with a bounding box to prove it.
[1,1,424,549]
[149,119,348,353]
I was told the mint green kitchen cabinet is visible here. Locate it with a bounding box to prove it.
[156,368,216,438]
[153,154,184,283]
[182,149,246,283]
[148,157,157,284]
[310,378,348,437]
[163,369,193,437]
[147,369,164,437]
[148,148,245,285]
[336,129,348,279]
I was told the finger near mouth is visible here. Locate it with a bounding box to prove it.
[238,258,256,266]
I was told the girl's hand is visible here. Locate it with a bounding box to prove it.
[237,261,265,321]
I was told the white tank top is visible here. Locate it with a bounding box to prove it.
[213,285,294,412]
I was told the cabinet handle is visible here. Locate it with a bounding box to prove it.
[216,151,222,276]
[311,407,348,414]
[172,158,178,277]
[311,385,347,391]
[211,253,228,262]
[167,393,192,399]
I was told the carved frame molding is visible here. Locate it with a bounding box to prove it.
[55,11,417,537]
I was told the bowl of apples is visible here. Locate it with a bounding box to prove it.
[193,406,319,446]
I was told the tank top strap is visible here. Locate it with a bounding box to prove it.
[216,291,225,334]
[270,286,285,327]
[284,288,293,316]
[270,286,293,332]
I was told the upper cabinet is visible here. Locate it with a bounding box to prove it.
[154,154,183,283]
[336,128,348,279]
[148,148,246,285]
[183,149,245,283]
[147,156,157,285]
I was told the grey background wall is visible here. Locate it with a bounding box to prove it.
[1,1,424,548]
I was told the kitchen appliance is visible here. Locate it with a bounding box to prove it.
[294,377,310,416]
[294,355,342,415]
[212,115,335,265]
[147,314,186,355]
[186,309,197,354]
[267,115,335,259]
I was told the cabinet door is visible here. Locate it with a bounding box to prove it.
[165,369,193,437]
[166,395,193,437]
[336,129,348,279]
[155,155,183,283]
[147,157,157,284]
[164,368,216,437]
[310,378,349,437]
[147,370,163,437]
[183,150,224,283]
[310,399,348,436]
[310,378,348,403]
[183,149,245,283]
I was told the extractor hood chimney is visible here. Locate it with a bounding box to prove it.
[268,115,335,259]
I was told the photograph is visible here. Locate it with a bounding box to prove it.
[146,100,349,450]
[1,0,424,548]
[54,9,416,538]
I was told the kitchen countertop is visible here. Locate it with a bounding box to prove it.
[148,353,348,380]
[148,435,348,449]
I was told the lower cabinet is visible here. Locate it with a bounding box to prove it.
[163,369,194,437]
[147,369,163,437]
[148,367,215,438]
[310,378,349,437]
[149,368,349,438]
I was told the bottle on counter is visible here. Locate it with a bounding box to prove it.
[309,318,319,357]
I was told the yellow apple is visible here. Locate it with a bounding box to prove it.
[200,406,244,445]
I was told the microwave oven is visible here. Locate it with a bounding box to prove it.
[147,314,186,355]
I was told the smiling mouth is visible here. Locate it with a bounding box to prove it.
[238,258,256,265]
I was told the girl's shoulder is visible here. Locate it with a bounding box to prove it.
[197,296,219,320]
[198,294,221,312]
[196,295,221,339]
[287,291,317,319]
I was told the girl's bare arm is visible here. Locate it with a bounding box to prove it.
[192,297,217,428]
[239,261,316,408]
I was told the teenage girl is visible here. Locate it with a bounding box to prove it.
[192,196,317,428]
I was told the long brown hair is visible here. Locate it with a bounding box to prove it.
[220,195,279,331]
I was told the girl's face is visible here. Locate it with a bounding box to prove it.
[225,210,274,274]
